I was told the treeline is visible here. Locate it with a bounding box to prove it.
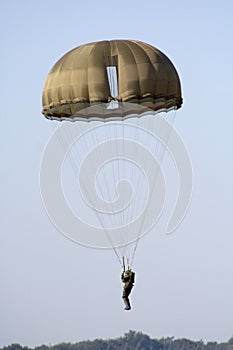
[2,331,233,350]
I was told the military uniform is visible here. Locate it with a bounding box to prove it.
[121,269,135,310]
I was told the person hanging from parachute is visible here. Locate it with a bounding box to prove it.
[121,257,135,310]
[41,39,183,311]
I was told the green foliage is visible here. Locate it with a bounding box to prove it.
[1,345,30,350]
[1,332,233,350]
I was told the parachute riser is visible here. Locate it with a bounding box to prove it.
[122,256,130,271]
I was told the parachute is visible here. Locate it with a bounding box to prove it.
[41,39,183,268]
[42,40,182,120]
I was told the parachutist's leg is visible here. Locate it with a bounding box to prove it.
[122,288,131,310]
[123,296,131,310]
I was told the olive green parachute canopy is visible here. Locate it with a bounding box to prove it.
[42,40,182,121]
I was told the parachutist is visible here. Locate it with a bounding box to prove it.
[121,268,135,311]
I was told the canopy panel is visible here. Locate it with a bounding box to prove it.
[42,40,182,120]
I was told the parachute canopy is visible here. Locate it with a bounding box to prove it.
[42,40,182,120]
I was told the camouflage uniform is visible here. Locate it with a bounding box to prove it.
[121,269,135,310]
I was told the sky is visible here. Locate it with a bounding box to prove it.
[1,0,233,347]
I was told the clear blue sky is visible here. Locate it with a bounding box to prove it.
[1,0,233,347]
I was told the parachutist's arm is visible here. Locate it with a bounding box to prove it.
[122,257,125,272]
